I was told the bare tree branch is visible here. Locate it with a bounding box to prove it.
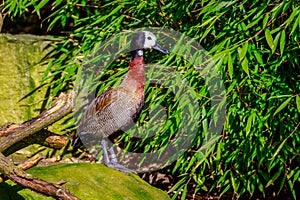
[0,91,75,155]
[0,152,79,200]
[3,129,69,156]
[0,91,78,199]
[0,153,44,183]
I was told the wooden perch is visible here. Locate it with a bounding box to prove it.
[0,152,79,200]
[0,91,75,155]
[0,91,79,199]
[3,129,68,156]
[0,153,44,183]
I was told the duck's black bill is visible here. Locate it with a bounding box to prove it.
[153,43,169,54]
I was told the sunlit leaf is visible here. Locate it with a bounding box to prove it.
[265,29,274,49]
[228,53,233,79]
[263,13,269,29]
[266,170,282,187]
[273,97,291,117]
[34,0,50,17]
[280,30,286,55]
[296,96,300,113]
[241,57,249,77]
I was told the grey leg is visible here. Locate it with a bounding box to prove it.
[101,139,110,165]
[101,139,136,174]
[109,145,118,164]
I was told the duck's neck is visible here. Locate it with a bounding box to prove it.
[121,50,145,93]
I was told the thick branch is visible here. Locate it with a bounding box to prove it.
[0,153,43,183]
[0,91,75,154]
[3,129,68,156]
[0,152,79,200]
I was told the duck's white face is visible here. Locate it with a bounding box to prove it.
[143,31,157,49]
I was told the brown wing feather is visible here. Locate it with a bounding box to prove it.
[79,88,116,125]
[73,86,143,147]
[72,88,116,145]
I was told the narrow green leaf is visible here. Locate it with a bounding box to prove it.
[181,185,188,200]
[273,97,291,116]
[220,184,231,198]
[216,141,222,161]
[296,96,300,113]
[246,111,256,136]
[171,184,185,200]
[288,179,297,200]
[280,30,286,55]
[284,7,299,27]
[263,13,269,29]
[266,170,281,187]
[55,0,64,7]
[293,169,300,182]
[270,123,297,165]
[256,176,265,195]
[269,95,292,99]
[259,171,269,182]
[238,42,248,61]
[246,15,263,29]
[265,29,274,49]
[35,0,50,17]
[268,158,279,174]
[278,174,286,194]
[228,53,233,79]
[230,171,239,192]
[169,177,187,193]
[200,15,217,27]
[291,13,300,35]
[241,57,249,77]
[272,32,281,54]
[254,50,264,65]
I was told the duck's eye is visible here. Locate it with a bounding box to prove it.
[147,36,152,40]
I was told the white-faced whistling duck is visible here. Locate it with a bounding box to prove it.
[72,31,169,173]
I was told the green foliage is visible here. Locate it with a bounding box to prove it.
[1,0,300,199]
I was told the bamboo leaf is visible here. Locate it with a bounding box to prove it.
[263,13,269,29]
[272,32,281,54]
[34,0,50,17]
[296,96,300,113]
[278,174,286,194]
[228,53,233,79]
[181,185,188,200]
[280,30,286,55]
[266,170,281,187]
[238,42,248,61]
[291,12,300,35]
[254,50,264,65]
[265,29,274,49]
[273,97,291,117]
[284,7,299,27]
[288,179,297,200]
[241,57,249,77]
[246,111,256,136]
[169,177,187,193]
[257,176,265,195]
[200,15,217,27]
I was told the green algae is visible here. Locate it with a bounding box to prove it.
[0,34,49,125]
[0,163,170,200]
